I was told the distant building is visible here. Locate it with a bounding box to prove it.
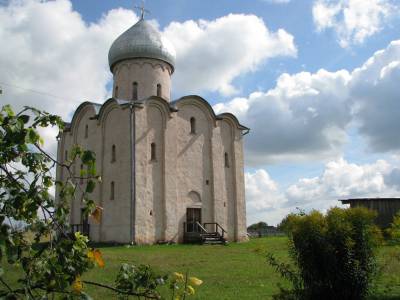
[340,198,400,228]
[56,14,249,244]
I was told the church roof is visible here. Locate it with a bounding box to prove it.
[64,97,249,134]
[108,19,176,72]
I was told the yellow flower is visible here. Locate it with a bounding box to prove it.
[87,249,94,261]
[187,285,195,295]
[189,277,203,286]
[173,272,184,281]
[72,276,83,293]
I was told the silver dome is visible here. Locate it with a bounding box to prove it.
[108,19,176,72]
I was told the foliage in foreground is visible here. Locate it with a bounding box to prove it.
[0,105,202,299]
[386,211,400,244]
[268,207,382,300]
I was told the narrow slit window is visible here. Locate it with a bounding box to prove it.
[111,144,116,163]
[84,124,88,138]
[157,83,162,97]
[114,85,119,98]
[190,117,196,134]
[65,150,68,162]
[151,143,156,161]
[132,82,138,100]
[224,152,230,168]
[110,181,115,200]
[80,164,84,184]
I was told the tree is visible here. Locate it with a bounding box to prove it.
[247,221,268,231]
[248,222,269,237]
[0,105,202,299]
[268,207,382,300]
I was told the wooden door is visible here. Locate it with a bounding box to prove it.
[186,208,201,232]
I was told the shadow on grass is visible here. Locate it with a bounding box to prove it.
[369,296,400,300]
[87,242,128,248]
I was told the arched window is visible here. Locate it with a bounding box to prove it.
[84,124,88,138]
[157,83,162,97]
[110,181,115,200]
[114,85,119,98]
[224,152,230,168]
[190,117,196,134]
[132,82,138,100]
[111,144,116,163]
[150,143,156,161]
[80,164,84,184]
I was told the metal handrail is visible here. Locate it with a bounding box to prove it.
[203,222,227,238]
[216,223,226,238]
[195,222,208,234]
[183,222,204,233]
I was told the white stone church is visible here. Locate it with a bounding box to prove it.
[56,14,249,244]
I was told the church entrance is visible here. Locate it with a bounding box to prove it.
[186,208,201,232]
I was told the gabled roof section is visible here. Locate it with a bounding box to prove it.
[69,101,102,130]
[172,95,249,131]
[217,112,250,131]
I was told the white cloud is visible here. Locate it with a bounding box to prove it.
[245,169,288,225]
[286,158,394,205]
[246,169,285,211]
[246,158,400,225]
[216,39,400,165]
[164,14,297,96]
[351,41,400,152]
[216,69,352,164]
[312,0,398,47]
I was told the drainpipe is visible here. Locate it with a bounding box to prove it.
[129,103,136,244]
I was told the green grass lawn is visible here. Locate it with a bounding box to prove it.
[3,237,400,299]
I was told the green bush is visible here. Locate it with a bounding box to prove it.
[268,207,382,300]
[386,212,400,244]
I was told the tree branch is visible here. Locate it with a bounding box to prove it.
[82,280,161,299]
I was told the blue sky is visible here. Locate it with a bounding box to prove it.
[1,0,400,225]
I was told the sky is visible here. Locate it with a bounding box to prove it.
[1,0,400,225]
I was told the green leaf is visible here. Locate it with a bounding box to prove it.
[81,150,95,164]
[3,104,15,117]
[26,128,39,144]
[85,180,95,193]
[18,115,30,124]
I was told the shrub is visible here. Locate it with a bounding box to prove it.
[268,207,382,300]
[386,211,400,244]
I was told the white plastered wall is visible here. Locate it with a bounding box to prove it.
[112,58,172,101]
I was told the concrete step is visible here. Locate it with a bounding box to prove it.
[203,240,224,244]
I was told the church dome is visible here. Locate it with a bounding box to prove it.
[108,19,176,73]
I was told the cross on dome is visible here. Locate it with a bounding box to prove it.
[134,0,150,20]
